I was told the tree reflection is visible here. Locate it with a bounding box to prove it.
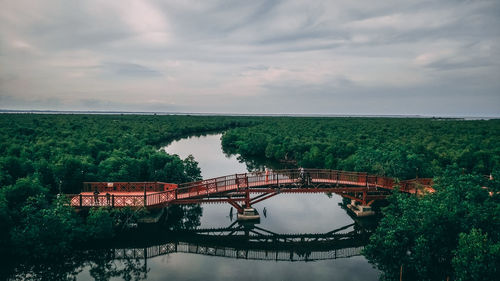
[87,251,147,281]
[3,248,149,281]
[221,144,294,172]
[5,203,377,281]
[4,203,204,281]
[164,204,203,230]
[6,258,83,281]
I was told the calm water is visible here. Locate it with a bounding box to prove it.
[76,134,379,280]
[164,134,248,179]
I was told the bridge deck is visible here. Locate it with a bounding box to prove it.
[67,169,434,208]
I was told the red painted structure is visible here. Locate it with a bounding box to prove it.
[67,169,434,212]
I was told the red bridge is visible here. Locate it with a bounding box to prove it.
[67,169,434,214]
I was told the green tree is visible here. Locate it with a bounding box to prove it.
[452,228,500,281]
[10,195,82,260]
[86,208,114,240]
[364,170,499,280]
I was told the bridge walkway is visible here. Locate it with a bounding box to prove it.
[67,169,434,209]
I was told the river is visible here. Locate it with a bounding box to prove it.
[75,133,380,280]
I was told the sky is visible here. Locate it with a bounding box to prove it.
[0,0,499,116]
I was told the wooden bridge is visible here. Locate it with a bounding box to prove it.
[67,169,433,213]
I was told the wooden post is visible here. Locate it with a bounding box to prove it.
[79,194,82,207]
[144,247,148,275]
[144,185,147,207]
[112,194,115,207]
[245,186,250,209]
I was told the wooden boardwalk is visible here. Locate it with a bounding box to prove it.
[67,169,434,209]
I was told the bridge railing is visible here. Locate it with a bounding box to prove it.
[144,190,176,206]
[82,182,177,193]
[398,178,434,193]
[66,193,148,208]
[69,169,434,208]
[176,173,243,198]
[176,169,393,192]
[176,169,304,194]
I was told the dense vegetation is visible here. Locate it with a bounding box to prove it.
[0,114,255,264]
[221,117,500,280]
[1,114,499,280]
[364,171,500,280]
[0,114,256,193]
[222,117,500,179]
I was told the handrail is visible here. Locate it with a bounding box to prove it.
[176,169,426,191]
[82,181,177,193]
[70,169,434,208]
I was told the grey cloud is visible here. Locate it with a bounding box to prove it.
[0,0,499,116]
[11,3,129,51]
[77,98,180,112]
[425,57,493,71]
[0,94,180,112]
[100,62,162,78]
[416,41,500,71]
[0,95,64,110]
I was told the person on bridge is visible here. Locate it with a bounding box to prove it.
[106,192,111,206]
[306,171,311,186]
[299,167,305,182]
[265,168,270,183]
[93,189,100,205]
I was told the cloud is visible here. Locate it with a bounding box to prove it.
[100,62,163,78]
[0,0,499,116]
[414,41,499,71]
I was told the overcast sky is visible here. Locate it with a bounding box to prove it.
[1,0,499,116]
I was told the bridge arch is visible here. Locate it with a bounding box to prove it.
[67,169,434,214]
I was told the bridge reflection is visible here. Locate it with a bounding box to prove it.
[106,221,371,262]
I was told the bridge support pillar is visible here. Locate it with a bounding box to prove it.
[347,200,375,217]
[244,187,251,209]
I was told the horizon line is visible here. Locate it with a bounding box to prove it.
[0,109,498,119]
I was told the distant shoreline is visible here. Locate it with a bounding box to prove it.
[0,109,497,120]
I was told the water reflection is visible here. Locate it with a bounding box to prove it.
[6,249,149,281]
[163,134,248,179]
[229,207,234,221]
[6,211,378,281]
[76,218,373,281]
[101,221,371,265]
